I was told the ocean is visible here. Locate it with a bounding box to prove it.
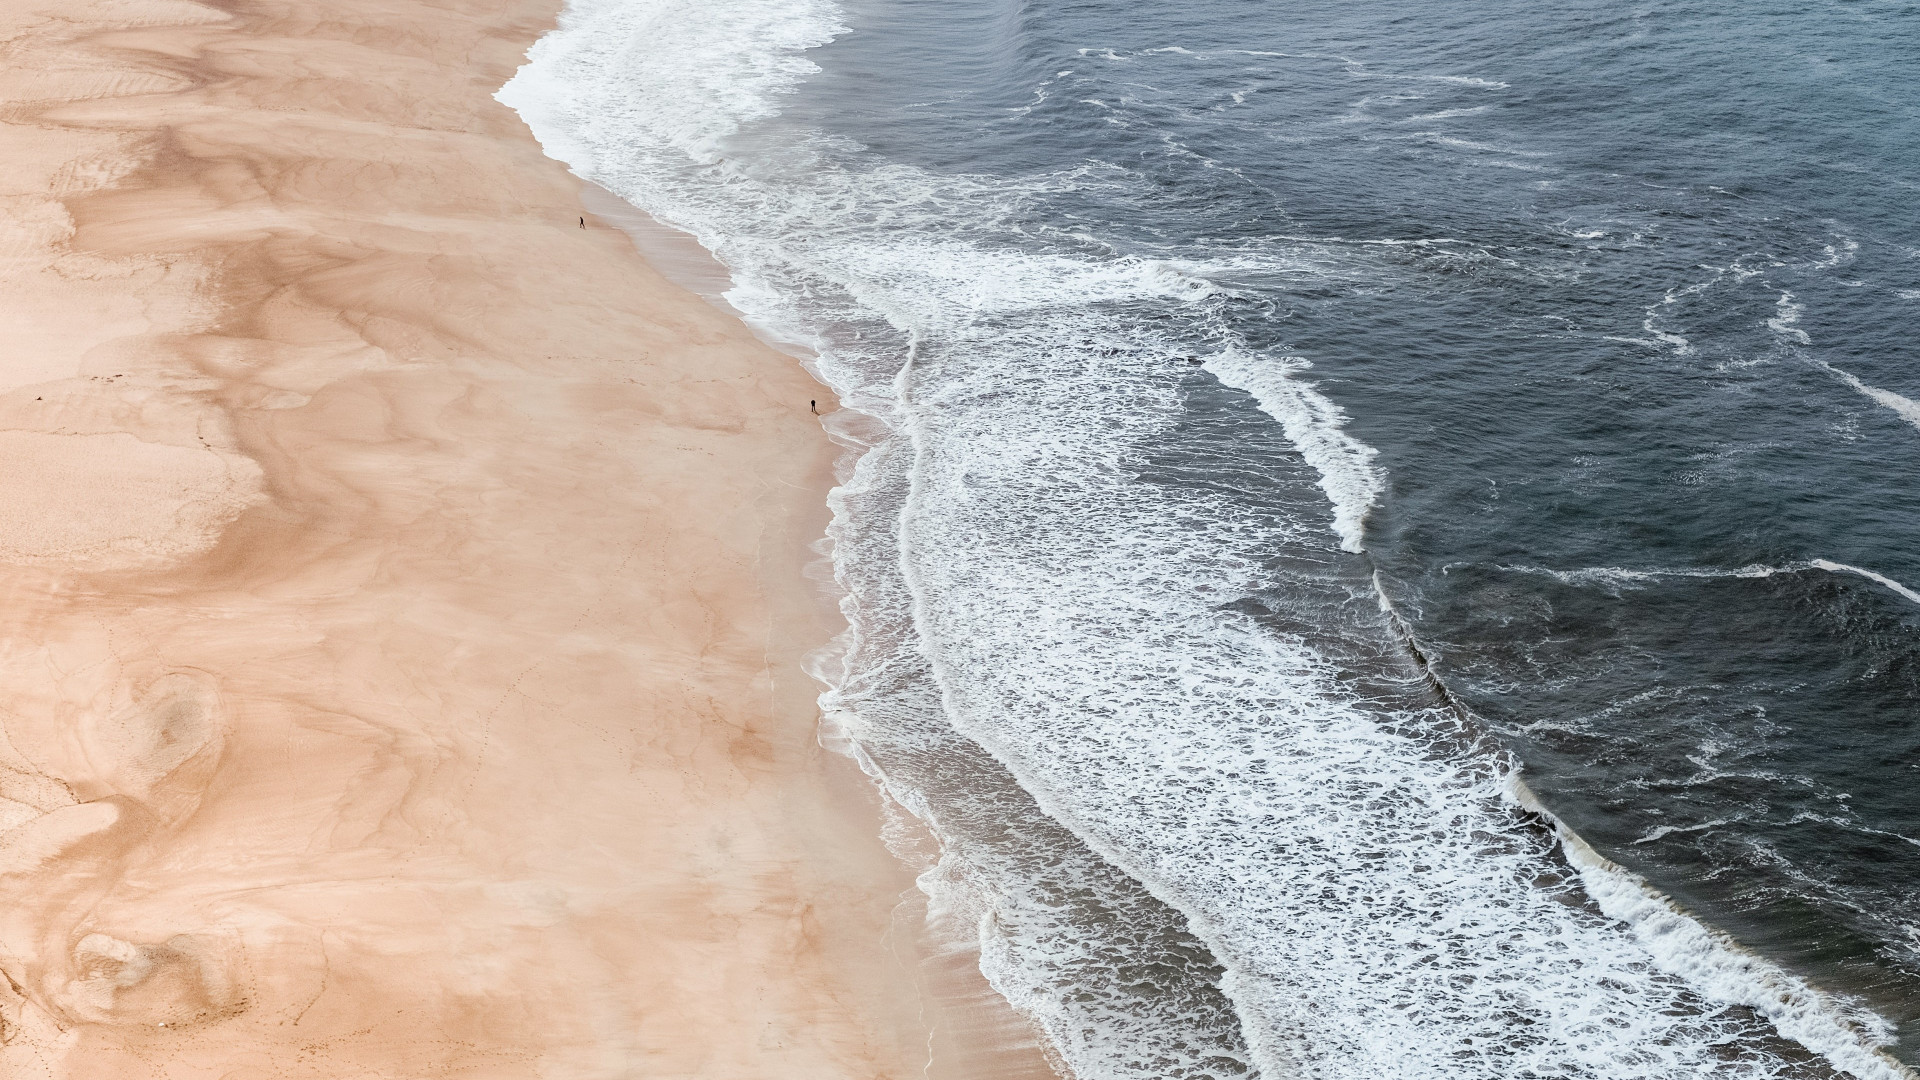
[498,0,1920,1075]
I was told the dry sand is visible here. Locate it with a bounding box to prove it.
[0,0,1055,1076]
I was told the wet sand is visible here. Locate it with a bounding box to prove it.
[0,0,1046,1075]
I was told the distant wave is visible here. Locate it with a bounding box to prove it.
[1493,561,1795,589]
[1497,559,1920,609]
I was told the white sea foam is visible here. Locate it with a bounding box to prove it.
[1205,350,1381,551]
[498,2,1912,1076]
[1498,562,1802,589]
[900,449,1909,1078]
[1517,782,1909,1080]
[1811,559,1920,607]
[1639,274,1720,354]
[1633,818,1732,843]
[1811,236,1860,271]
[1768,290,1813,344]
[499,0,844,164]
[1811,359,1920,432]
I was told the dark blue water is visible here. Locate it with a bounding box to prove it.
[506,0,1920,1074]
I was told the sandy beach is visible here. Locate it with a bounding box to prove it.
[0,0,1038,1075]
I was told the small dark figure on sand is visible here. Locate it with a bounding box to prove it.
[578,217,585,228]
[810,400,818,414]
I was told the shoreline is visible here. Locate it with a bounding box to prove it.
[0,0,1044,1076]
[565,115,1065,1080]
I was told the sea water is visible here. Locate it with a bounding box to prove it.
[499,0,1920,1075]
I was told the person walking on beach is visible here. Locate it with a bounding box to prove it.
[810,400,817,414]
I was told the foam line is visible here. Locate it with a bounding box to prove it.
[1494,559,1920,612]
[1493,562,1805,588]
[1812,359,1920,433]
[1811,558,1920,608]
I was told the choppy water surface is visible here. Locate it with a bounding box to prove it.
[502,0,1920,1075]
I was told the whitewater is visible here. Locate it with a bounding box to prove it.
[497,0,1915,1075]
